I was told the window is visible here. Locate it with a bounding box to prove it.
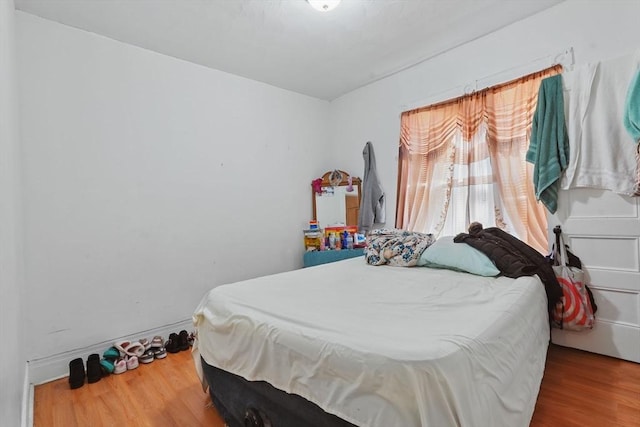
[396,66,561,253]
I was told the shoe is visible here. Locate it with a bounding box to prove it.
[100,358,115,374]
[114,340,130,356]
[139,338,151,351]
[86,354,102,384]
[165,333,180,354]
[139,349,154,364]
[187,332,196,347]
[103,346,120,360]
[124,341,145,357]
[126,355,139,370]
[150,335,164,348]
[178,330,189,351]
[68,358,85,389]
[113,358,127,375]
[152,346,167,359]
[115,340,145,357]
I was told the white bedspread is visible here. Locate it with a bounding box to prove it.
[192,258,550,427]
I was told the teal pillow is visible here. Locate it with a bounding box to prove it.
[418,236,500,276]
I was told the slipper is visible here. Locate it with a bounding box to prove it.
[126,355,139,370]
[115,340,145,357]
[150,336,164,348]
[100,358,115,374]
[139,349,154,364]
[113,358,127,375]
[114,340,132,356]
[126,341,145,357]
[139,338,151,351]
[103,346,120,360]
[152,346,167,359]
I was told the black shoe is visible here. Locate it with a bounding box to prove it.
[165,333,180,353]
[68,358,85,389]
[178,330,189,351]
[86,353,102,384]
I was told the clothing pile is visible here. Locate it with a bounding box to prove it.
[454,223,563,324]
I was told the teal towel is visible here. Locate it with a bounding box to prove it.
[624,69,640,142]
[526,74,569,214]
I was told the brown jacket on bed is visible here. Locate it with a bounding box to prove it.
[454,225,562,324]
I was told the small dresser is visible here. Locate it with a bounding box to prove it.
[303,248,364,268]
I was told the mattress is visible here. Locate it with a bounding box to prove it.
[192,257,550,427]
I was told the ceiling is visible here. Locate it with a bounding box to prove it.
[15,0,564,100]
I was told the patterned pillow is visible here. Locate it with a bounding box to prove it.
[365,228,435,267]
[418,236,500,276]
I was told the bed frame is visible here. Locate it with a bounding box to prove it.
[202,358,356,427]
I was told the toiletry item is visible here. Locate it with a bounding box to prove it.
[347,233,354,249]
[328,233,336,249]
[303,229,323,251]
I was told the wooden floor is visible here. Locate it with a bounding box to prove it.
[34,344,640,427]
[530,345,640,427]
[34,350,224,427]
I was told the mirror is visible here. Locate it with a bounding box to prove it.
[312,170,362,228]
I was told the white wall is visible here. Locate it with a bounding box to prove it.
[330,0,640,223]
[329,0,640,361]
[0,1,25,425]
[17,12,331,362]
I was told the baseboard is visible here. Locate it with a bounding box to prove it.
[551,318,640,363]
[27,318,193,386]
[22,361,33,427]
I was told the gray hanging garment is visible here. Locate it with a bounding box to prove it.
[358,141,385,231]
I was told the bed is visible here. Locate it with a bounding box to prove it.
[192,256,550,427]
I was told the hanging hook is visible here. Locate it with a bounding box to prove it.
[554,47,575,71]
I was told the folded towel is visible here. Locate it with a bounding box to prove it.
[624,69,640,143]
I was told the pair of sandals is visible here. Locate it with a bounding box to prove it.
[142,336,167,362]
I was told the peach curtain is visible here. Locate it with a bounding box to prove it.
[396,66,561,253]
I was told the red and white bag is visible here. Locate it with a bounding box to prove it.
[551,231,595,331]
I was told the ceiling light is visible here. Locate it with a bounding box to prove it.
[307,0,341,12]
